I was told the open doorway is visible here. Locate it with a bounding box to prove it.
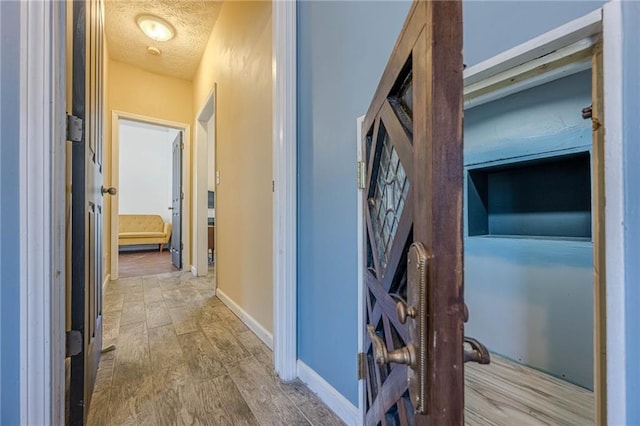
[193,88,217,285]
[110,112,190,280]
[356,8,605,425]
[116,119,180,277]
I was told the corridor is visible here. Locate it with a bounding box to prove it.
[87,269,343,426]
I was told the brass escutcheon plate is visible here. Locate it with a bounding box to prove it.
[406,242,428,414]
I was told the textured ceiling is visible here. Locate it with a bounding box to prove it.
[105,1,222,80]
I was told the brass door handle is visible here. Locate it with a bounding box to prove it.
[101,186,117,196]
[464,336,491,364]
[367,324,416,368]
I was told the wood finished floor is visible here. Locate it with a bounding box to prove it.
[89,267,594,426]
[465,355,594,425]
[87,268,344,426]
[118,250,178,279]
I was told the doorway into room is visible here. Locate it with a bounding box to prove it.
[112,115,188,279]
[194,88,217,290]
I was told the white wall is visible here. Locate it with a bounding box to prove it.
[119,120,179,222]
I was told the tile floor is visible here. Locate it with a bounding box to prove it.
[87,268,344,426]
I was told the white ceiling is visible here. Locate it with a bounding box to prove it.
[104,0,222,80]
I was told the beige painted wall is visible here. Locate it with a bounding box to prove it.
[105,60,194,274]
[109,60,193,124]
[192,1,274,332]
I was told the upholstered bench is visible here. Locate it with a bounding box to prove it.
[118,214,172,252]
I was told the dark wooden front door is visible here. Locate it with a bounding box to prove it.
[69,0,105,424]
[362,2,468,424]
[171,132,183,269]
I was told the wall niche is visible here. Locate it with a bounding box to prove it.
[467,151,592,240]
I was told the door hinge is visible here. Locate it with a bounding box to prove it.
[180,242,184,250]
[181,142,184,150]
[357,352,366,380]
[272,180,275,193]
[181,192,184,200]
[66,330,83,357]
[66,114,83,143]
[357,161,366,190]
[582,104,602,131]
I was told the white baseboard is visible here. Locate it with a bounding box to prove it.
[297,361,359,426]
[102,274,111,292]
[191,265,197,276]
[216,289,273,349]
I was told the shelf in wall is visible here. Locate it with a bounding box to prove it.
[467,151,592,241]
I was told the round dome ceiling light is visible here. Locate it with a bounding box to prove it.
[147,46,161,56]
[136,14,175,42]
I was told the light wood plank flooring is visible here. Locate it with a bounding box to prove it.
[88,268,344,426]
[465,355,594,425]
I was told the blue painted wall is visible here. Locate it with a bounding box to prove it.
[297,0,605,405]
[0,1,22,423]
[0,2,2,415]
[464,71,594,389]
[297,1,412,404]
[622,1,640,422]
[463,1,606,66]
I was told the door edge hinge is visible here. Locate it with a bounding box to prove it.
[181,142,184,150]
[357,352,366,380]
[66,114,83,143]
[357,161,366,190]
[181,192,184,200]
[66,330,83,357]
[582,104,602,131]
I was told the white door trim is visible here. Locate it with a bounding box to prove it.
[602,2,626,424]
[272,0,298,381]
[194,88,216,279]
[18,0,66,424]
[110,111,191,280]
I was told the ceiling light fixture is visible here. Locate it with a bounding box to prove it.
[136,14,175,42]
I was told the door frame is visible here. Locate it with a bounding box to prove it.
[354,6,626,424]
[17,1,67,423]
[602,2,637,424]
[464,9,604,425]
[193,87,216,279]
[110,110,190,280]
[272,0,298,381]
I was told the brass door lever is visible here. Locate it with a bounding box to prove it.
[367,324,416,368]
[464,336,491,364]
